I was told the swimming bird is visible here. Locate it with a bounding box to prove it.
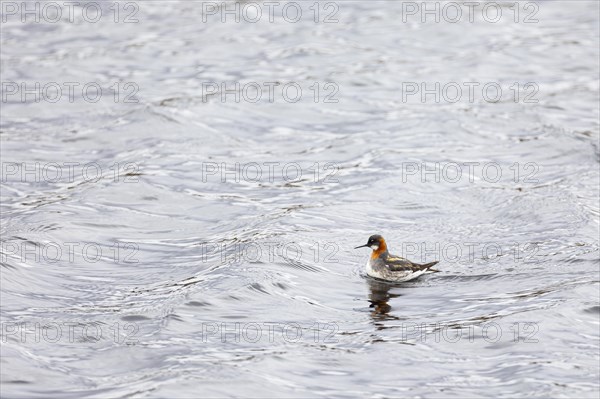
[355,235,439,282]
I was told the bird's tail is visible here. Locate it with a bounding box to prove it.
[419,261,440,272]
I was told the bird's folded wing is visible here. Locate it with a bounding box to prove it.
[384,256,419,272]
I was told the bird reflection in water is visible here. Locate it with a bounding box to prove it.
[367,278,403,326]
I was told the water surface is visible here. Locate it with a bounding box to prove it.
[1,1,599,398]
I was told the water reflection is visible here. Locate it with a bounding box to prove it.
[367,279,402,326]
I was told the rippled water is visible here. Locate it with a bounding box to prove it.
[1,1,599,397]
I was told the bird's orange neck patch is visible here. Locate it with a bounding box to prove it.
[370,240,388,259]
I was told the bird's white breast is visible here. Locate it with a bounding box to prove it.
[366,259,389,280]
[365,259,375,276]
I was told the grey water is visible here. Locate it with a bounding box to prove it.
[1,1,599,398]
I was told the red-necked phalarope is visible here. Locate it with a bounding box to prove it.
[355,235,440,282]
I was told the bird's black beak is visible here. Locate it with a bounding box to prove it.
[354,244,368,249]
